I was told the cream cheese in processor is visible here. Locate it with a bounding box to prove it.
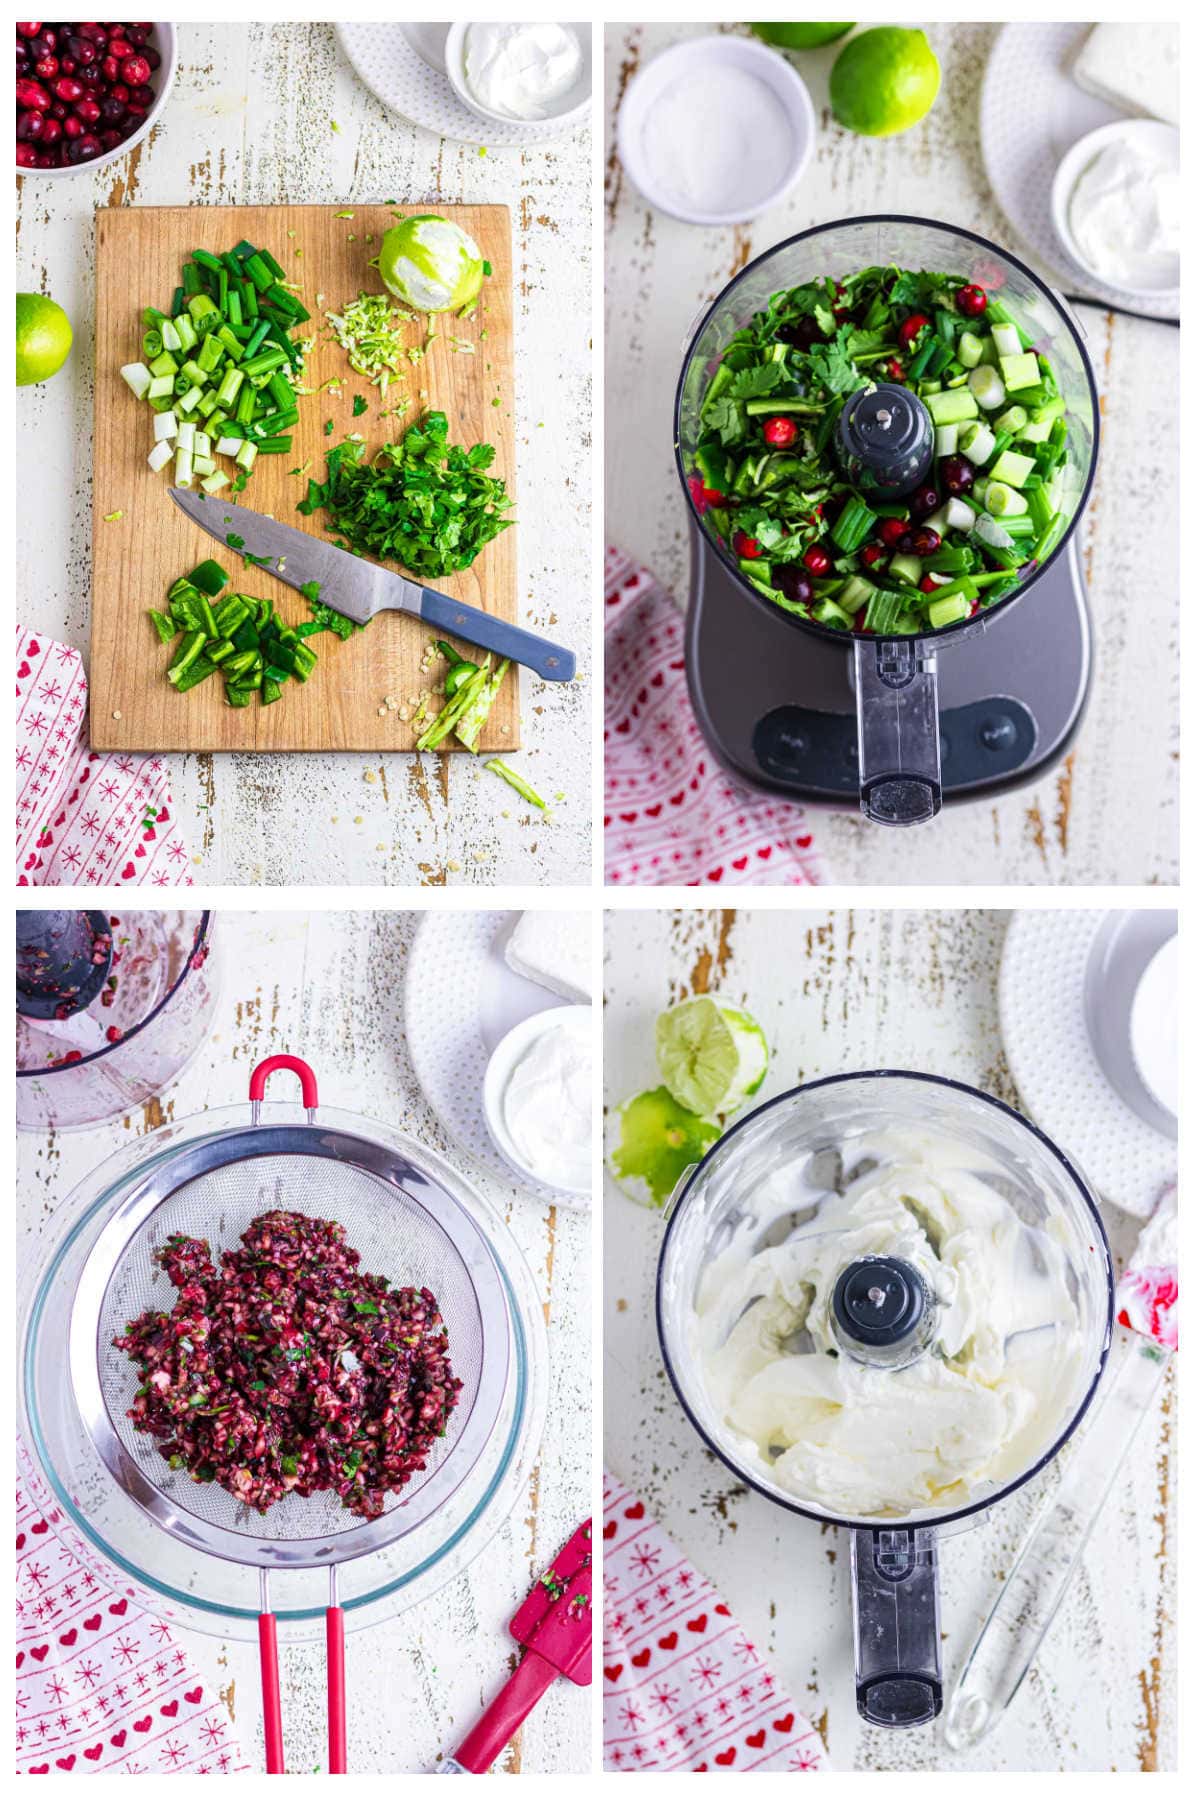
[692,1129,1087,1518]
[462,23,582,122]
[503,1011,591,1190]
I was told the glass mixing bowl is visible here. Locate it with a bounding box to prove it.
[20,1096,547,1643]
[674,216,1100,824]
[657,1071,1112,1727]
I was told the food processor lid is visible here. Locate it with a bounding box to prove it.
[656,1069,1114,1535]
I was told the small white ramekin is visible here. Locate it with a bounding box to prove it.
[1050,118,1179,300]
[617,34,815,226]
[17,23,178,181]
[443,21,591,133]
[482,1004,592,1198]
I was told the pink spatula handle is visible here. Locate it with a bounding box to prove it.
[258,1612,286,1774]
[327,1606,347,1773]
[450,1651,558,1773]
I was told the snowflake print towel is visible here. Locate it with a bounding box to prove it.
[602,1473,827,1773]
[16,1438,250,1776]
[16,626,196,886]
[604,549,829,887]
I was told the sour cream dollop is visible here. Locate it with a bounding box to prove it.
[1068,133,1179,292]
[462,23,583,122]
[503,1011,591,1191]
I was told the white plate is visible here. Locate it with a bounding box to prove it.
[335,23,590,148]
[979,23,1179,320]
[404,910,591,1208]
[999,911,1176,1219]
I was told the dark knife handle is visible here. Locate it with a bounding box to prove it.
[418,586,576,683]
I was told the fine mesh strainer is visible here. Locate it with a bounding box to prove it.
[63,1055,513,1774]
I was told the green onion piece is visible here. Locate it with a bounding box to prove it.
[485,759,547,810]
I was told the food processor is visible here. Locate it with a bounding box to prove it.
[656,1072,1113,1728]
[20,1054,547,1773]
[16,909,218,1130]
[675,216,1100,825]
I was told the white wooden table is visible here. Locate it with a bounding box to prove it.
[603,908,1177,1772]
[17,23,591,887]
[17,911,591,1774]
[605,23,1178,885]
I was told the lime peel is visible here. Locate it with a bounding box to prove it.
[607,1087,720,1211]
[655,995,768,1118]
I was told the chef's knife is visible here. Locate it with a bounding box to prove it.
[168,488,576,683]
[440,1520,592,1774]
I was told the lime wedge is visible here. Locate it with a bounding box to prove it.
[655,996,768,1118]
[607,1087,720,1211]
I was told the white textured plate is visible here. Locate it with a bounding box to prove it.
[335,23,590,148]
[980,23,1179,320]
[999,911,1176,1219]
[405,910,591,1208]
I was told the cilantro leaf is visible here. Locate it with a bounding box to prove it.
[727,362,786,401]
[352,394,368,417]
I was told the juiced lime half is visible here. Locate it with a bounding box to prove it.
[750,23,855,50]
[829,26,940,137]
[607,1087,721,1211]
[16,293,73,387]
[655,995,768,1118]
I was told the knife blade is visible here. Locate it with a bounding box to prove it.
[168,487,576,683]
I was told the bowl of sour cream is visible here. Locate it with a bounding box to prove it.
[1050,119,1179,299]
[483,1004,592,1197]
[445,21,591,132]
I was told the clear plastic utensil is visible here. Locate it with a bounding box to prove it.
[943,1186,1177,1749]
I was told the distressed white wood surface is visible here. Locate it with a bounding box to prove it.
[605,23,1178,885]
[603,908,1176,1772]
[17,23,591,887]
[17,911,591,1773]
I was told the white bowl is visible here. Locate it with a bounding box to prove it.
[1050,118,1179,300]
[617,34,815,226]
[482,1004,592,1198]
[443,21,591,133]
[17,23,178,181]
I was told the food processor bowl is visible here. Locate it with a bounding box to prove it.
[656,1071,1112,1728]
[16,910,217,1131]
[674,216,1100,825]
[20,1084,547,1642]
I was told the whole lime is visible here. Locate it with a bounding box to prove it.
[16,292,73,386]
[750,23,854,50]
[829,26,940,137]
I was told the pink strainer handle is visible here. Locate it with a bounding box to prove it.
[248,1054,319,1109]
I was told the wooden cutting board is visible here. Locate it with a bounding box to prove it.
[90,203,517,752]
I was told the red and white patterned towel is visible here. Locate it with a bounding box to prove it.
[604,549,829,887]
[16,1439,250,1776]
[602,1473,827,1773]
[16,626,196,886]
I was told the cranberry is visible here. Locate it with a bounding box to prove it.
[107,36,132,60]
[802,545,831,576]
[16,23,43,37]
[67,36,98,66]
[877,517,908,548]
[15,140,39,166]
[121,51,150,85]
[99,126,122,148]
[128,82,153,104]
[775,315,822,351]
[28,29,55,58]
[939,454,975,497]
[125,25,147,45]
[143,44,160,70]
[919,575,940,594]
[900,527,942,557]
[38,149,59,166]
[773,565,813,607]
[63,111,83,136]
[49,99,67,118]
[77,22,108,44]
[53,73,83,100]
[886,358,905,383]
[109,81,129,102]
[762,414,798,449]
[955,284,988,317]
[33,52,58,77]
[910,485,940,520]
[38,113,61,141]
[105,1025,123,1043]
[61,1049,83,1064]
[59,55,75,73]
[75,95,101,123]
[898,313,930,348]
[16,106,45,139]
[732,530,762,559]
[15,75,50,108]
[860,543,887,568]
[99,92,124,122]
[100,51,119,78]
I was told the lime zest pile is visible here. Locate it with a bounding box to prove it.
[324,291,416,397]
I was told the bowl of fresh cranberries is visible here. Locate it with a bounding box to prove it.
[15,22,177,176]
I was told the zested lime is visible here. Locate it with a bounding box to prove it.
[607,1087,721,1211]
[655,995,768,1118]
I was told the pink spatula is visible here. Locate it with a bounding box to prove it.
[443,1521,592,1773]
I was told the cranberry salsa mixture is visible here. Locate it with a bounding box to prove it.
[16,23,163,169]
[687,266,1071,634]
[115,1209,462,1521]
